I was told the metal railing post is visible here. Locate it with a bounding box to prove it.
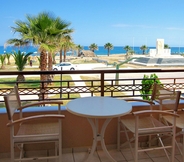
[101,72,104,96]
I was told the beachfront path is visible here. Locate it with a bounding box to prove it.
[70,74,92,97]
[70,63,108,97]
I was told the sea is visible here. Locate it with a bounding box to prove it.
[1,45,184,56]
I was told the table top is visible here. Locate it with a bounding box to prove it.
[66,96,132,118]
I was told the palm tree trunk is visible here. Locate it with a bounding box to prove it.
[1,65,5,69]
[60,50,62,62]
[64,48,66,62]
[16,74,25,82]
[48,52,53,71]
[7,59,11,65]
[47,52,53,85]
[40,50,48,88]
[52,53,56,64]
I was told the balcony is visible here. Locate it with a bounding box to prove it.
[0,68,184,161]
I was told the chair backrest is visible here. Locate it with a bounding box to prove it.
[151,83,181,111]
[151,83,174,99]
[4,85,21,121]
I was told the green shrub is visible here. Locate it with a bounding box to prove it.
[140,73,161,100]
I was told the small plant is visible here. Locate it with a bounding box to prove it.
[0,54,6,69]
[12,50,33,81]
[140,73,161,100]
[5,53,12,65]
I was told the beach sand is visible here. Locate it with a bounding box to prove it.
[6,53,184,70]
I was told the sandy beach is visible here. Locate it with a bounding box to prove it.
[7,53,184,70]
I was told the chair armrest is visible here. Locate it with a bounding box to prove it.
[18,101,63,110]
[132,110,179,117]
[156,96,175,101]
[7,114,65,127]
[124,98,155,105]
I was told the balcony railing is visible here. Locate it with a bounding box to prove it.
[1,68,184,160]
[0,68,184,104]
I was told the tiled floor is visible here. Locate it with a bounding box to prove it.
[1,146,183,162]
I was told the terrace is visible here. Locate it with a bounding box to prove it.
[1,68,184,162]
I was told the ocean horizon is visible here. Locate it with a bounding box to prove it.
[1,45,184,56]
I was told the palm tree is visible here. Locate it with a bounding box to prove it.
[89,43,98,52]
[140,45,148,54]
[124,45,132,54]
[5,39,30,65]
[52,52,57,64]
[57,34,74,63]
[48,49,55,71]
[5,38,30,49]
[164,44,170,49]
[60,35,75,62]
[104,43,113,56]
[10,12,73,87]
[37,56,41,68]
[125,50,134,59]
[5,53,12,65]
[27,56,32,66]
[76,44,83,56]
[12,50,33,81]
[0,55,6,69]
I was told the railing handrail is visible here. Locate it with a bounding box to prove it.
[0,68,184,104]
[1,68,184,75]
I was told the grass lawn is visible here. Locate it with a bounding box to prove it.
[0,75,80,107]
[0,55,131,108]
[80,76,126,97]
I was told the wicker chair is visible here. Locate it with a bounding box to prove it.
[118,83,181,162]
[4,85,65,162]
[153,84,184,161]
[117,98,155,150]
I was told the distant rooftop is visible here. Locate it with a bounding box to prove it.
[127,55,184,67]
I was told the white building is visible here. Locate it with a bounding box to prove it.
[149,39,171,57]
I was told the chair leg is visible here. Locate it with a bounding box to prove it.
[134,117,138,162]
[122,123,135,158]
[117,117,120,151]
[169,122,177,162]
[10,129,14,162]
[58,120,62,162]
[55,142,58,162]
[10,142,14,162]
[157,135,170,161]
[134,136,138,162]
[183,134,184,162]
[118,118,136,151]
[148,135,152,147]
[17,143,25,160]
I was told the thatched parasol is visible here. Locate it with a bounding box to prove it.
[78,50,96,57]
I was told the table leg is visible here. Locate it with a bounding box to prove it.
[86,118,98,161]
[87,118,116,162]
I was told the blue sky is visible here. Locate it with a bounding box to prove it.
[1,0,184,47]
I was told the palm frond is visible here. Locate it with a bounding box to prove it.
[12,50,33,71]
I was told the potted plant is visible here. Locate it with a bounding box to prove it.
[140,73,161,100]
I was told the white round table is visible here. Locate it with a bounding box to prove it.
[66,96,132,162]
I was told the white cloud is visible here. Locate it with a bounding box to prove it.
[112,24,132,27]
[112,24,184,31]
[112,24,157,29]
